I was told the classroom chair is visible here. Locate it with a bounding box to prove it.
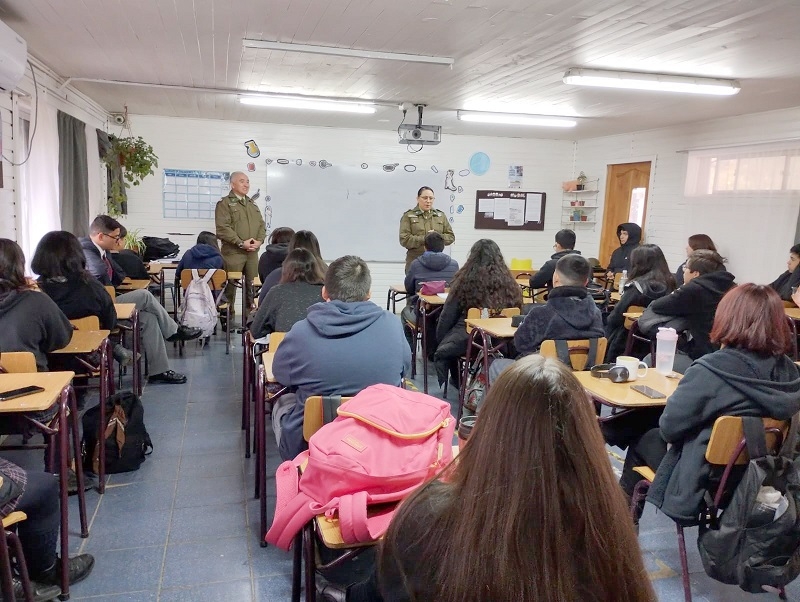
[621,305,655,358]
[539,337,607,371]
[510,258,533,271]
[0,512,34,602]
[630,417,789,602]
[178,269,231,354]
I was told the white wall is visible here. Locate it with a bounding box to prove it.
[575,106,800,284]
[121,115,575,300]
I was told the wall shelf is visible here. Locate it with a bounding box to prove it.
[562,177,599,230]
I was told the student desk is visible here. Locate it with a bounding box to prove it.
[50,330,113,493]
[145,263,166,305]
[623,310,643,320]
[610,292,622,302]
[784,308,800,360]
[116,278,151,292]
[785,307,800,320]
[0,371,87,600]
[510,268,537,278]
[115,303,142,395]
[387,284,407,314]
[573,370,681,409]
[415,292,447,393]
[460,318,517,415]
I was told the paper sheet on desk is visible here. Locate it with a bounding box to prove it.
[437,293,448,299]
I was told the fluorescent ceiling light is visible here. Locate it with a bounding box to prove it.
[563,68,740,96]
[457,111,577,128]
[242,39,454,66]
[239,95,376,114]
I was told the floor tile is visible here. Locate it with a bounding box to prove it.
[84,507,171,551]
[177,451,244,479]
[249,538,294,578]
[108,455,181,484]
[96,480,177,513]
[173,474,245,508]
[169,502,249,543]
[159,579,253,601]
[67,546,164,598]
[72,591,157,602]
[254,574,295,601]
[180,430,244,456]
[161,536,251,588]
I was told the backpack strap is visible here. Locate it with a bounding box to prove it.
[742,416,769,460]
[266,455,319,550]
[192,268,215,284]
[322,395,341,426]
[338,491,393,544]
[553,340,571,366]
[585,339,598,370]
[779,412,800,459]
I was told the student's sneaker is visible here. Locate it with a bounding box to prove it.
[317,583,347,602]
[166,325,203,342]
[148,370,187,384]
[112,343,135,366]
[6,576,61,602]
[33,554,95,587]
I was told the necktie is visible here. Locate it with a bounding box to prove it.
[103,255,113,281]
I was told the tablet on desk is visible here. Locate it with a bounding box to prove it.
[0,385,45,402]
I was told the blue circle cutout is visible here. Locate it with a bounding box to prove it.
[469,152,491,176]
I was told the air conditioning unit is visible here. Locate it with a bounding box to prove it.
[0,19,26,92]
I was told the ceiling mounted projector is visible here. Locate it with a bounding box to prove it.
[398,105,441,146]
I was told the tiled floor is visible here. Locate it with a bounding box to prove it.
[9,327,800,600]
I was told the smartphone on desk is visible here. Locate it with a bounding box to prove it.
[630,384,666,400]
[0,385,45,402]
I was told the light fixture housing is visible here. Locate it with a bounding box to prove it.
[239,95,376,114]
[457,111,577,128]
[242,39,454,66]
[563,68,741,96]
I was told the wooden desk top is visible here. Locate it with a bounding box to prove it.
[0,372,74,413]
[115,303,136,320]
[573,370,682,408]
[610,292,621,302]
[623,311,643,319]
[146,264,163,275]
[785,307,800,320]
[390,284,406,293]
[262,353,275,382]
[228,271,243,280]
[510,269,537,278]
[254,276,262,287]
[465,318,516,338]
[51,330,110,354]
[117,279,151,290]
[419,293,447,306]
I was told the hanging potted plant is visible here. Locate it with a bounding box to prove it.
[103,135,159,216]
[576,171,588,191]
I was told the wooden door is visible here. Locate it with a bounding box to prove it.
[599,162,652,266]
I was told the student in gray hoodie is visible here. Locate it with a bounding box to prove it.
[271,255,412,460]
[620,284,800,525]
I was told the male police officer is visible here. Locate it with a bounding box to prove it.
[215,171,266,313]
[399,186,455,273]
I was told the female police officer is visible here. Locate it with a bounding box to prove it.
[399,186,455,273]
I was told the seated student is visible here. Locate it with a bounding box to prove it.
[258,226,294,282]
[176,230,225,279]
[769,243,800,302]
[645,249,734,371]
[604,244,676,362]
[0,239,72,371]
[434,240,522,388]
[250,248,324,338]
[321,355,655,602]
[674,234,717,286]
[259,230,327,305]
[606,222,642,277]
[619,284,800,525]
[400,232,459,350]
[271,255,411,461]
[529,228,581,290]
[80,215,202,384]
[33,230,135,366]
[0,458,95,600]
[111,226,150,280]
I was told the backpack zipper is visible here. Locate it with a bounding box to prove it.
[336,411,451,439]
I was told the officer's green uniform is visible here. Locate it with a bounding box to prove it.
[399,207,455,273]
[215,191,266,312]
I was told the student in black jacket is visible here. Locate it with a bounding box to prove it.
[529,229,581,291]
[604,244,675,362]
[769,243,800,301]
[257,227,294,282]
[606,222,642,276]
[674,234,717,286]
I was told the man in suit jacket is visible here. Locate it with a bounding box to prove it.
[81,215,202,384]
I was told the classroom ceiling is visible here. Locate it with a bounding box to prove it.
[2,0,800,140]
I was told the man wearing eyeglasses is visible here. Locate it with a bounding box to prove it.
[79,215,201,385]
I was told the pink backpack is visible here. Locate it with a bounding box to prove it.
[266,384,455,550]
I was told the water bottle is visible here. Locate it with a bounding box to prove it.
[480,308,489,319]
[655,327,679,375]
[618,269,627,291]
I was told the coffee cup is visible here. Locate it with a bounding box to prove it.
[458,416,477,450]
[615,356,648,381]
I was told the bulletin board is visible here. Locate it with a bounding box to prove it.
[474,190,546,231]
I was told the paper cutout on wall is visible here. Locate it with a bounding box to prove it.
[251,189,261,201]
[449,205,454,214]
[431,165,439,173]
[319,160,332,169]
[265,158,273,164]
[296,159,302,166]
[266,195,272,202]
[449,217,454,223]
[457,204,464,214]
[450,194,455,201]
[444,170,456,191]
[457,186,463,193]
[309,161,317,167]
[458,169,470,177]
[244,140,260,158]
[383,163,399,172]
[469,152,490,176]
[247,162,255,172]
[361,163,368,169]
[404,165,416,172]
[277,158,290,165]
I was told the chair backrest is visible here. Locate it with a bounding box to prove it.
[70,316,100,330]
[104,285,116,300]
[540,337,608,371]
[268,332,286,352]
[303,395,354,441]
[466,307,520,333]
[510,258,533,271]
[624,305,646,330]
[706,416,789,466]
[0,351,37,373]
[180,269,228,292]
[783,300,796,308]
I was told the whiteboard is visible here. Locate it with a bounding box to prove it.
[265,163,452,262]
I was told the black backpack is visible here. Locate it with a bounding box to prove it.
[697,415,800,593]
[142,236,180,261]
[82,392,153,474]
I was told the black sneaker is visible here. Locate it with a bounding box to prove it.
[148,370,187,384]
[112,343,134,366]
[6,576,61,602]
[166,325,203,342]
[66,469,96,496]
[34,554,95,587]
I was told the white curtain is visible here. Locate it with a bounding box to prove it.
[19,100,61,272]
[684,143,800,284]
[85,124,103,220]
